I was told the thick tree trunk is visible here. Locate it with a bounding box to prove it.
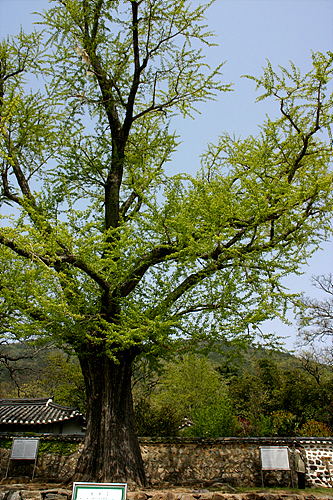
[74,345,146,487]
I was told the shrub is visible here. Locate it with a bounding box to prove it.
[298,419,332,437]
[182,398,238,437]
[134,398,181,436]
[270,410,299,436]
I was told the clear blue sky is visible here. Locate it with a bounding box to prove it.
[0,0,332,350]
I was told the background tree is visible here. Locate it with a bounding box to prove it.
[0,0,333,485]
[0,340,55,398]
[0,343,86,412]
[229,366,272,436]
[132,356,181,437]
[152,354,237,437]
[297,274,333,344]
[40,351,86,413]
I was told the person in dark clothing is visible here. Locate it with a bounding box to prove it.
[294,446,306,489]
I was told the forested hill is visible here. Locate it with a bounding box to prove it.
[209,345,303,375]
[1,343,332,438]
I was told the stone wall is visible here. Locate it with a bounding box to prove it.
[0,435,332,489]
[301,439,333,487]
[139,437,332,488]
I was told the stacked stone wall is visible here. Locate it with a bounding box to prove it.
[300,439,333,487]
[0,435,333,488]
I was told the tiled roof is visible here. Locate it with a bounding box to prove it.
[0,398,85,426]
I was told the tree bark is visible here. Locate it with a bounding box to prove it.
[74,344,146,487]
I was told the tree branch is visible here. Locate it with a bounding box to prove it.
[0,234,111,291]
[119,244,177,298]
[1,130,36,204]
[279,95,322,184]
[120,190,139,217]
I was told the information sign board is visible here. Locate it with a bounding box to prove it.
[10,438,39,460]
[5,438,40,480]
[72,483,127,500]
[260,446,290,470]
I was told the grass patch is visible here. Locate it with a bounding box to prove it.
[0,438,12,449]
[38,440,79,456]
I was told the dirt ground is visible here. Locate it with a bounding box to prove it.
[1,480,333,499]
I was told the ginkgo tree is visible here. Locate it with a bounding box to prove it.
[0,0,333,486]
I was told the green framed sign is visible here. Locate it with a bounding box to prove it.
[72,483,127,500]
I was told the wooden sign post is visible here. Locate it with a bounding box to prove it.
[259,446,294,488]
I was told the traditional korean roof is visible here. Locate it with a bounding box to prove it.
[0,398,85,426]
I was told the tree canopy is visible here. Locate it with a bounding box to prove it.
[0,0,333,485]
